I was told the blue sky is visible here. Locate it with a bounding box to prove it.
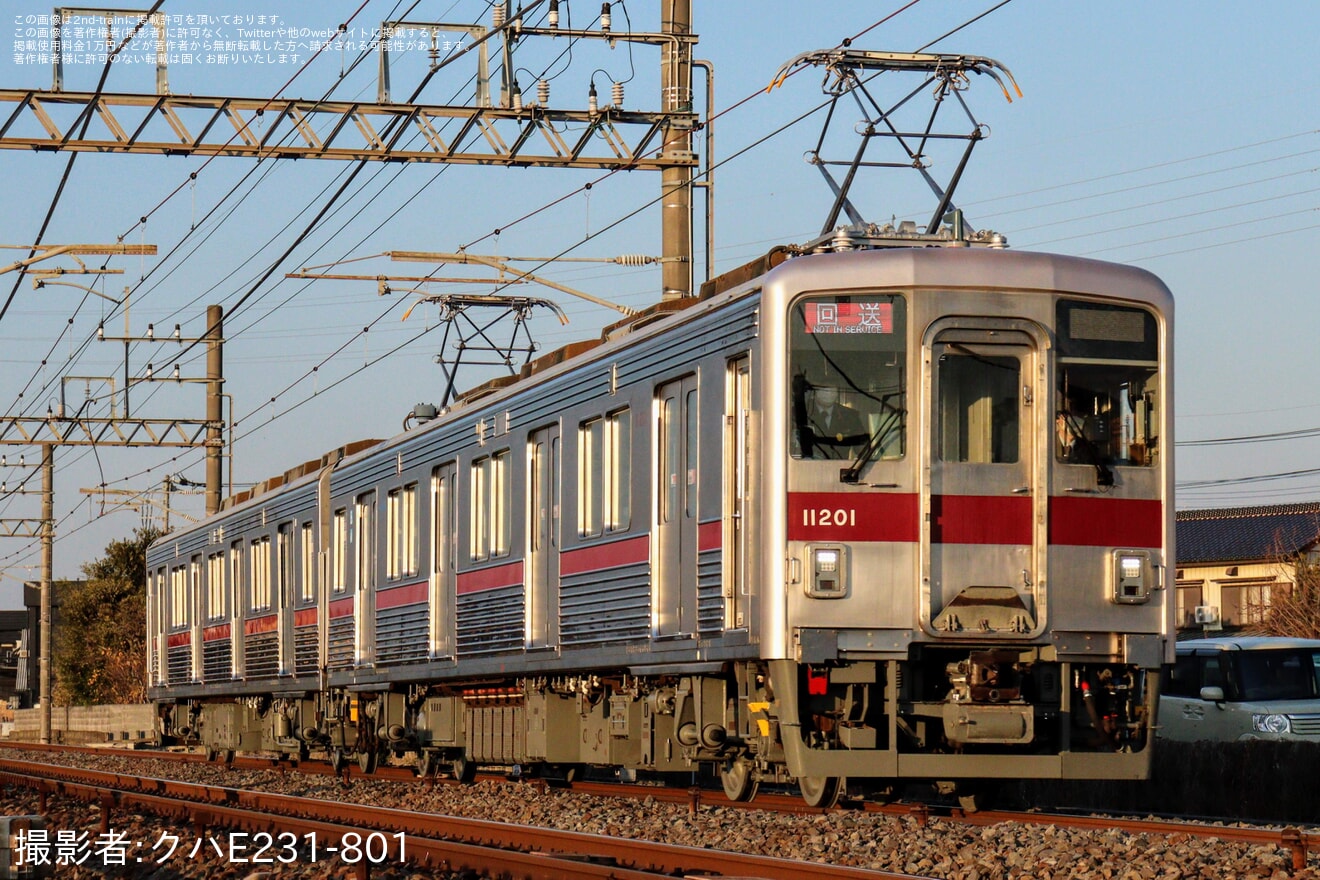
[1,1,1318,605]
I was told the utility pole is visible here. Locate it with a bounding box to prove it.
[660,0,694,299]
[204,305,223,516]
[38,443,52,744]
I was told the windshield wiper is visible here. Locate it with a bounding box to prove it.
[841,403,903,484]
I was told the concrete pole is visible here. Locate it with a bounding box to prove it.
[39,442,53,744]
[205,304,223,516]
[660,0,693,300]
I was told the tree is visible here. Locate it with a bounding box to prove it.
[1263,553,1320,639]
[53,527,162,705]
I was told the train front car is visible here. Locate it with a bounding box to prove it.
[742,245,1172,808]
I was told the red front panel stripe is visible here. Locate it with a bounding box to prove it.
[931,495,1033,546]
[377,579,428,610]
[788,492,920,543]
[244,614,278,636]
[167,631,191,648]
[202,623,230,642]
[788,491,1161,548]
[560,535,650,576]
[294,608,318,627]
[329,596,355,619]
[1049,496,1163,548]
[457,560,525,595]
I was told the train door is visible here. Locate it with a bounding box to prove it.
[430,462,456,658]
[725,356,751,630]
[355,491,377,665]
[656,374,699,637]
[527,424,560,648]
[922,320,1046,637]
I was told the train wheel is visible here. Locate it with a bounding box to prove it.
[358,748,379,774]
[204,747,218,762]
[451,754,476,784]
[720,758,759,803]
[221,750,235,765]
[415,751,435,779]
[799,775,843,809]
[330,748,347,775]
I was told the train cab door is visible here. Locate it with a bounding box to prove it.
[527,424,561,649]
[921,320,1047,639]
[656,374,699,637]
[430,462,457,659]
[725,356,752,631]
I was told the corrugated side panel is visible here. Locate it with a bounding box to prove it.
[244,631,279,679]
[457,584,524,656]
[377,603,428,664]
[203,640,232,682]
[560,561,650,646]
[697,546,724,635]
[294,625,318,675]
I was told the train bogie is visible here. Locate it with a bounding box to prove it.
[149,229,1173,805]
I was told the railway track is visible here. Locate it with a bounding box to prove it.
[0,753,921,879]
[1,741,1314,877]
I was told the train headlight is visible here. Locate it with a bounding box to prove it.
[1252,713,1292,735]
[1110,549,1153,605]
[806,545,848,598]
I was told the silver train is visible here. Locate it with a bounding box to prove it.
[147,225,1174,808]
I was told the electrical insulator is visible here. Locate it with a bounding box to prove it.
[537,79,550,105]
[612,81,624,108]
[146,323,154,339]
[511,79,523,111]
[97,322,104,340]
[614,254,654,266]
[146,363,154,380]
[600,2,611,31]
[548,0,559,28]
[172,364,181,382]
[173,323,181,341]
[493,2,506,28]
[588,81,598,114]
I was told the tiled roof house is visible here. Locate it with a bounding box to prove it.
[1175,502,1320,632]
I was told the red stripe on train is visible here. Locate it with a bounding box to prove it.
[787,492,920,542]
[560,535,649,576]
[1050,496,1163,547]
[457,560,524,595]
[789,491,1162,547]
[377,580,428,609]
[244,615,278,636]
[294,607,317,627]
[167,631,190,648]
[931,495,1033,545]
[202,623,230,642]
[329,596,354,619]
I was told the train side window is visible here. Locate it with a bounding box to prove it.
[170,566,188,627]
[250,536,272,611]
[299,521,314,603]
[580,410,631,537]
[579,417,604,537]
[207,551,225,620]
[277,523,293,608]
[229,539,244,611]
[1056,300,1160,468]
[387,483,418,579]
[331,508,348,594]
[471,451,511,560]
[607,408,631,532]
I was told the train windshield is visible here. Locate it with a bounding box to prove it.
[788,294,907,461]
[1055,300,1161,469]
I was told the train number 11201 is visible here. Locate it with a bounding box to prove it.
[802,507,857,528]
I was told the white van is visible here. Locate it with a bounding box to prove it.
[1159,637,1320,742]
